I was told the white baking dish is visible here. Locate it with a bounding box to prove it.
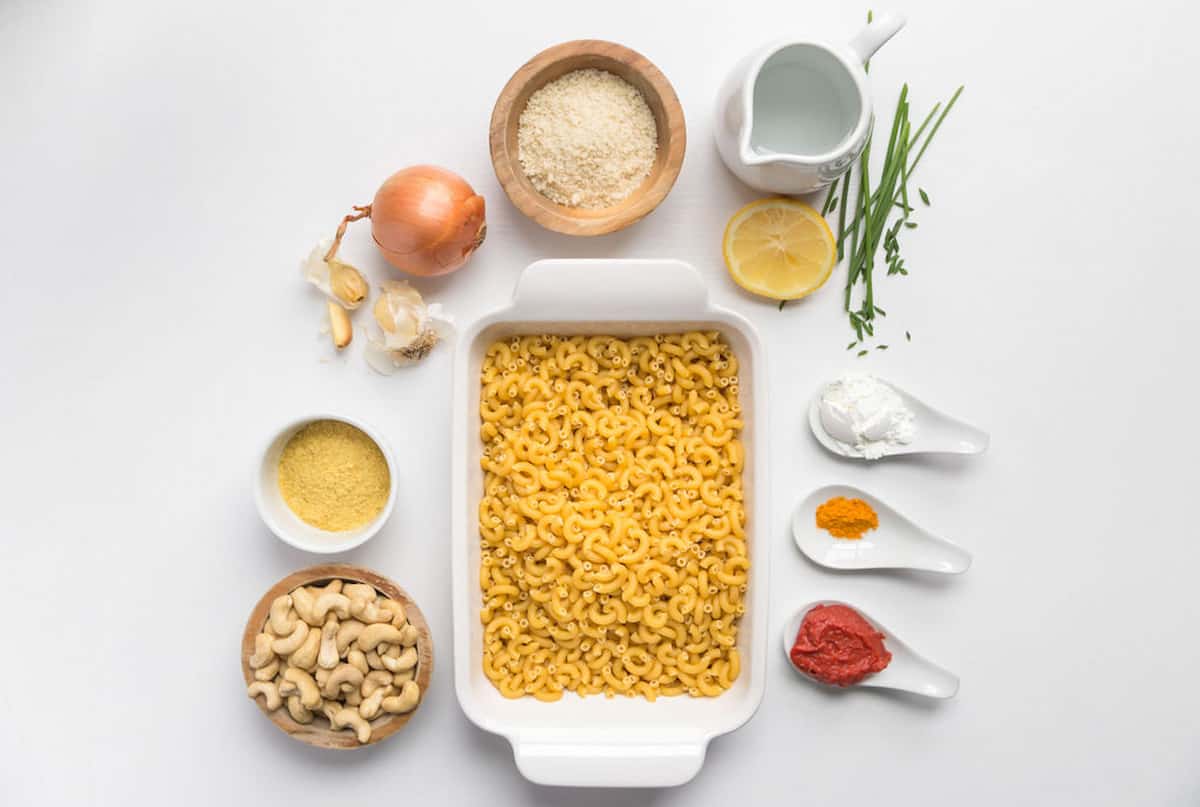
[450,259,769,788]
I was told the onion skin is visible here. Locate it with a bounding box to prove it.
[370,165,486,276]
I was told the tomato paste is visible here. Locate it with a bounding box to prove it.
[789,604,892,686]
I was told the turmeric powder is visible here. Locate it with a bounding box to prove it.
[815,496,878,539]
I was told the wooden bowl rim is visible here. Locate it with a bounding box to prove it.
[489,39,687,237]
[240,563,433,749]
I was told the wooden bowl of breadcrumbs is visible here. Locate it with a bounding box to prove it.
[489,40,686,236]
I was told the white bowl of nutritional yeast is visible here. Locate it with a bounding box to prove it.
[254,413,398,555]
[449,260,770,788]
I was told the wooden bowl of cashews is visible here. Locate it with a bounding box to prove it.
[241,563,433,749]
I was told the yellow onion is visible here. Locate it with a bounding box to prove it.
[322,165,486,278]
[371,166,486,276]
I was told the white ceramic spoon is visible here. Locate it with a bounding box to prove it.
[782,600,960,699]
[808,377,989,459]
[793,484,971,574]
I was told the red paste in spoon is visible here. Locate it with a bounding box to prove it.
[790,604,892,686]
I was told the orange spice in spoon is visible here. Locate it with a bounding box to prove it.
[815,496,878,539]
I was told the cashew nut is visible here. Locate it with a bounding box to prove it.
[344,583,376,602]
[351,598,393,624]
[357,623,404,651]
[328,707,371,744]
[289,627,321,670]
[381,681,420,714]
[271,621,309,656]
[317,616,340,670]
[286,694,313,724]
[358,687,387,720]
[248,634,275,669]
[347,649,369,675]
[312,592,351,621]
[322,664,364,698]
[246,580,414,745]
[268,595,295,635]
[291,586,321,627]
[247,681,282,711]
[398,623,419,647]
[254,658,280,682]
[361,670,393,697]
[336,620,366,654]
[282,666,322,709]
[382,646,418,673]
[379,598,407,627]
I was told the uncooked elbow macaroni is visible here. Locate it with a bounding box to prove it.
[478,332,748,701]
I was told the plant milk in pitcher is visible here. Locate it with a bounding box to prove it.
[750,46,862,157]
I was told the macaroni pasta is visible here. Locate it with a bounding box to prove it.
[478,332,748,701]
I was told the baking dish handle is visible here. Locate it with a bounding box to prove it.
[513,740,707,787]
[510,259,709,319]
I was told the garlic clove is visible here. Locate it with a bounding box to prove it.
[328,301,352,349]
[303,239,369,309]
[328,259,368,308]
[364,281,454,374]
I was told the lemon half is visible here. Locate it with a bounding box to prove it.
[722,198,837,301]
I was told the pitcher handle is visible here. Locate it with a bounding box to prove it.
[847,12,906,63]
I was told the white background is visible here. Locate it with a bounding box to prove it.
[2,0,1196,804]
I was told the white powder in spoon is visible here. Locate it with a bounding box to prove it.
[819,373,916,459]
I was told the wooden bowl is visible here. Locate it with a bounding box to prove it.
[240,563,433,749]
[489,40,686,236]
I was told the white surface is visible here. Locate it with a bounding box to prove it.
[1,0,1198,804]
[449,260,769,787]
[781,600,960,699]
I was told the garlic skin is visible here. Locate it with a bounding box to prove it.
[364,281,453,374]
[303,239,369,309]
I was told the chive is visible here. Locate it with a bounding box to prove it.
[875,306,886,316]
[834,84,962,345]
[905,331,912,341]
[845,139,870,309]
[846,341,859,350]
[909,85,963,175]
[876,344,889,350]
[865,10,874,73]
[836,165,851,259]
[897,94,911,215]
[857,349,869,357]
[778,299,786,310]
[907,102,941,151]
[821,178,841,216]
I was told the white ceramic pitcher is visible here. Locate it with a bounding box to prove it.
[715,14,906,195]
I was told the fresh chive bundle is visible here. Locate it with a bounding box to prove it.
[800,49,962,348]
